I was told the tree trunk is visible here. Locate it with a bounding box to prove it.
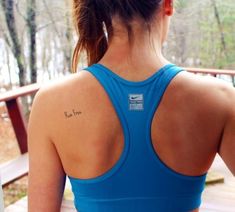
[211,0,228,61]
[1,0,26,86]
[27,0,37,84]
[65,9,72,73]
[6,47,13,89]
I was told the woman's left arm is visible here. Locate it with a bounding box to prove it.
[28,88,66,212]
[219,84,235,176]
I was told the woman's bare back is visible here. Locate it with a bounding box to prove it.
[47,68,224,180]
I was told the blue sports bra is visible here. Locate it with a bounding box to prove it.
[68,63,207,212]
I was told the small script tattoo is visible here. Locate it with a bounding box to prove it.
[64,109,82,119]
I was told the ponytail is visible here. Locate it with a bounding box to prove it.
[72,0,112,72]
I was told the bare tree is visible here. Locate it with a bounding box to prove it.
[27,0,37,83]
[1,0,26,86]
[211,0,228,62]
[64,8,73,73]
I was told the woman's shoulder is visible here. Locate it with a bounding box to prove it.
[28,69,97,140]
[176,70,235,117]
[34,70,95,105]
[29,70,96,124]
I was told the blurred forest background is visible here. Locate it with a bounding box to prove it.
[0,0,235,207]
[0,0,235,91]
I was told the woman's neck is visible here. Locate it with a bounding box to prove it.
[99,32,169,76]
[99,14,170,71]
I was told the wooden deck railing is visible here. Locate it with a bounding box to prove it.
[0,83,40,186]
[187,67,235,76]
[0,67,235,186]
[0,83,41,154]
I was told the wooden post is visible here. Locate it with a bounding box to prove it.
[5,98,28,154]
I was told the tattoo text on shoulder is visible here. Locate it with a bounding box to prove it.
[64,109,82,119]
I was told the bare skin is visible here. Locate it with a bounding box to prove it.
[28,3,235,212]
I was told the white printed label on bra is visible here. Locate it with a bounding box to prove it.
[129,94,144,111]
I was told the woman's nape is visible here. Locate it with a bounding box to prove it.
[72,0,174,75]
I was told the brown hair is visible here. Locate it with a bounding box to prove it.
[72,0,163,72]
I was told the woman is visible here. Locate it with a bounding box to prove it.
[28,0,235,211]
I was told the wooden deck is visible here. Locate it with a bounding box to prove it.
[5,198,76,212]
[5,156,235,212]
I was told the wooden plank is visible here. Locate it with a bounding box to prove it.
[186,67,235,76]
[206,171,225,185]
[5,99,28,154]
[0,154,28,186]
[201,202,235,212]
[0,83,40,103]
[63,188,74,201]
[5,197,76,212]
[61,200,77,212]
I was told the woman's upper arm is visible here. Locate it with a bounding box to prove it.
[28,87,66,212]
[219,84,235,176]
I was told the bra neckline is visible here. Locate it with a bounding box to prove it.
[93,63,175,86]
